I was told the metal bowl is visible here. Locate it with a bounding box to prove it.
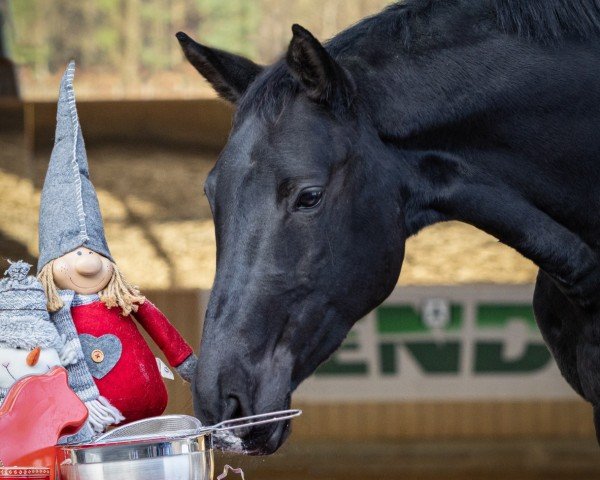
[59,434,214,480]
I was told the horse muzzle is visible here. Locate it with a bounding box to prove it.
[192,363,294,454]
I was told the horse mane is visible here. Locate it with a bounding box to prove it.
[330,0,600,52]
[493,0,600,43]
[238,0,600,121]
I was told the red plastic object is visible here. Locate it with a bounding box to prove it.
[0,465,50,479]
[0,368,88,480]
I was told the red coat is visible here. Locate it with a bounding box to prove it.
[70,300,193,423]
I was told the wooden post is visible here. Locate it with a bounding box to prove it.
[0,0,18,98]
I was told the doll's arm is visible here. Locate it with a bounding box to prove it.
[133,300,195,369]
[174,354,198,383]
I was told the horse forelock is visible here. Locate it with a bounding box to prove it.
[236,63,299,124]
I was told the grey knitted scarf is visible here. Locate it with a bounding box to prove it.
[54,290,123,441]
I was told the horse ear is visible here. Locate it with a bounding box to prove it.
[176,32,263,104]
[286,24,354,106]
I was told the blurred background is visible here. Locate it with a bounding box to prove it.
[0,1,598,478]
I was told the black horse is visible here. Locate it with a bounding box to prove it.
[177,0,600,454]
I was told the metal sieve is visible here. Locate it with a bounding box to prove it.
[93,409,302,444]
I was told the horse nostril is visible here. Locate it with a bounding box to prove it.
[224,395,246,421]
[222,395,260,440]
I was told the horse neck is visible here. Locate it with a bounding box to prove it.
[345,35,600,243]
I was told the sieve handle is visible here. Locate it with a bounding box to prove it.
[207,409,302,433]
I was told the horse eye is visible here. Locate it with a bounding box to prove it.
[295,188,323,210]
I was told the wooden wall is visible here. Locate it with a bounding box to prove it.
[24,99,233,154]
[291,400,593,440]
[0,98,22,132]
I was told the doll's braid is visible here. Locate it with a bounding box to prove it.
[38,261,64,312]
[99,263,145,317]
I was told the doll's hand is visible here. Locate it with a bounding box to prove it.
[60,334,79,366]
[175,354,198,383]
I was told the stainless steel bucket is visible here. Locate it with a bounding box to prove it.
[59,434,214,480]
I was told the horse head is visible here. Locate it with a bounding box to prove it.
[178,0,600,453]
[177,25,407,454]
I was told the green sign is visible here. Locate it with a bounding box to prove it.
[317,303,551,376]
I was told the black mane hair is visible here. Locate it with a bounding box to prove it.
[493,0,600,44]
[237,0,600,121]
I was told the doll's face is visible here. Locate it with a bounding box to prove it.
[52,247,113,294]
[0,345,61,389]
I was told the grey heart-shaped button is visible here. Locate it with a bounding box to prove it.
[79,334,122,379]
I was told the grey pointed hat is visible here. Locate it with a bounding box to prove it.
[37,61,113,272]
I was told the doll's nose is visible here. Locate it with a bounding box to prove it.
[75,254,103,276]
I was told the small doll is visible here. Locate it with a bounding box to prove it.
[0,261,77,404]
[36,62,197,433]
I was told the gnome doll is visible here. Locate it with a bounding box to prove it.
[0,261,78,403]
[36,62,197,432]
